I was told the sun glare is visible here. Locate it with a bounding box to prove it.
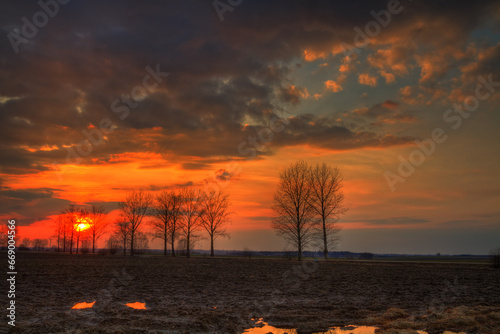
[75,216,92,231]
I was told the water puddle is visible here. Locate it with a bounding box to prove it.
[243,318,464,334]
[243,318,378,334]
[71,301,95,309]
[125,302,147,310]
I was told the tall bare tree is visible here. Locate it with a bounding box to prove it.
[106,235,120,255]
[61,205,81,254]
[53,215,63,251]
[75,208,89,254]
[88,205,110,253]
[199,190,231,257]
[151,190,182,256]
[179,187,202,258]
[272,161,316,261]
[133,231,149,254]
[309,163,346,259]
[114,218,131,256]
[119,191,153,256]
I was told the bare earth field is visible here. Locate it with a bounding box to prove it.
[1,252,499,334]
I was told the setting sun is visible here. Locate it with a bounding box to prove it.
[75,216,91,231]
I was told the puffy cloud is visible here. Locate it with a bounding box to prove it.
[358,73,378,87]
[303,49,327,62]
[325,80,343,92]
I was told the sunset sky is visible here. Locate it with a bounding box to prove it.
[1,1,499,254]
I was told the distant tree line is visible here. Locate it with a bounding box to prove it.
[48,187,232,257]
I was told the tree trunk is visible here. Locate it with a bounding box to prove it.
[92,235,96,253]
[210,235,214,257]
[172,236,175,257]
[297,233,302,261]
[76,234,79,254]
[186,233,190,259]
[323,218,328,259]
[297,211,301,261]
[130,232,134,256]
[164,237,167,256]
[123,237,126,256]
[171,221,176,257]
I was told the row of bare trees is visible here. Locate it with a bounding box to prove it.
[113,188,231,257]
[53,204,110,254]
[272,161,347,261]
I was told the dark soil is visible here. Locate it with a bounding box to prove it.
[1,252,499,333]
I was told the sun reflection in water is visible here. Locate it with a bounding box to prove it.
[125,302,147,310]
[71,301,95,309]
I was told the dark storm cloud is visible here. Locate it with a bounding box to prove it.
[1,0,499,175]
[1,186,60,200]
[0,186,71,225]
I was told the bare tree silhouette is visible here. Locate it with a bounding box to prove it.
[20,238,31,249]
[119,191,153,256]
[490,247,500,269]
[88,205,110,253]
[179,187,203,258]
[114,218,131,256]
[61,205,81,254]
[151,190,182,256]
[133,231,150,254]
[199,190,231,257]
[272,161,316,261]
[106,235,120,255]
[32,238,48,251]
[309,163,346,259]
[75,208,89,254]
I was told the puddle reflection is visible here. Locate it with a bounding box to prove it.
[71,301,95,309]
[125,302,147,310]
[243,318,377,334]
[242,318,463,334]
